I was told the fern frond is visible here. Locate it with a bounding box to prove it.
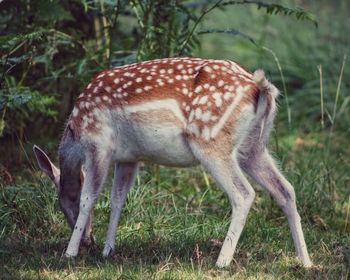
[220,1,318,27]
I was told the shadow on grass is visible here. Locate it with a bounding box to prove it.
[0,236,223,276]
[1,235,346,279]
[1,236,330,280]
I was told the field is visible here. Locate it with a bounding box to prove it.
[1,0,349,279]
[1,130,350,279]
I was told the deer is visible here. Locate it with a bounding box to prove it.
[33,57,312,268]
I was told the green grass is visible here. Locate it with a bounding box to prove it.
[1,129,349,279]
[1,0,349,278]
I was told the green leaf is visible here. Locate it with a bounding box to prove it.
[35,0,73,23]
[0,31,45,53]
[0,118,5,137]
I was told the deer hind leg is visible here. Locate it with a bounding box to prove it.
[189,142,255,268]
[65,148,111,257]
[239,149,312,267]
[103,162,138,257]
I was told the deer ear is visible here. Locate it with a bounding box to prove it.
[33,145,60,183]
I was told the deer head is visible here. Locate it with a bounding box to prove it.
[33,145,89,239]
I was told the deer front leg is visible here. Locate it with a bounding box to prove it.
[103,162,138,257]
[65,149,111,257]
[240,149,312,267]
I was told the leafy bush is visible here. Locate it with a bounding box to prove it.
[0,0,318,156]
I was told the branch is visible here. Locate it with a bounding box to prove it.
[197,28,257,46]
[179,0,225,55]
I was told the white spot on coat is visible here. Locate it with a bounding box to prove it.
[224,92,232,100]
[188,123,200,137]
[204,66,212,73]
[199,95,208,104]
[201,111,211,123]
[195,107,202,119]
[202,126,210,141]
[177,64,184,70]
[192,96,199,105]
[195,85,202,93]
[72,107,79,117]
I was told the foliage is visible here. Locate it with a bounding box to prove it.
[0,0,317,142]
[220,0,317,27]
[198,0,349,132]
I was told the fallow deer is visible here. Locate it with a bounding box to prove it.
[33,57,312,268]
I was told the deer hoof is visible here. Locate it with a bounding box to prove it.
[102,244,115,257]
[65,251,77,258]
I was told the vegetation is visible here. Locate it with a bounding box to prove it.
[1,0,349,279]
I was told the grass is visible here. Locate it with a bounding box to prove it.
[1,128,349,279]
[1,1,349,279]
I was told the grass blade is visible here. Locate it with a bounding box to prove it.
[317,64,324,130]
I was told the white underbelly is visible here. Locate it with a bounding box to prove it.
[109,102,198,167]
[117,122,198,166]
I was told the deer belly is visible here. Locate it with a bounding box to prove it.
[115,108,198,167]
[133,124,197,166]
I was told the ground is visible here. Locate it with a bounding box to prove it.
[1,130,349,279]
